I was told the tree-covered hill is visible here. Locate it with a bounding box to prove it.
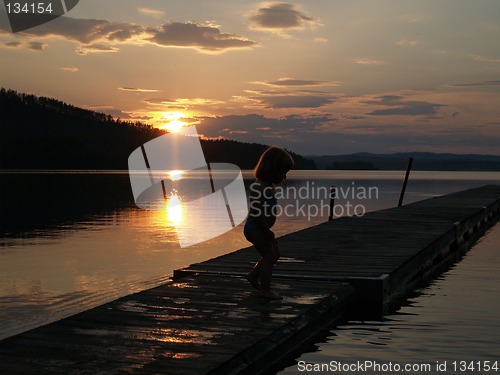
[0,88,315,170]
[200,139,315,170]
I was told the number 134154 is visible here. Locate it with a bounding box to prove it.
[5,2,54,14]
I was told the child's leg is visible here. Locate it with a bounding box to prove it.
[246,258,263,290]
[245,231,281,299]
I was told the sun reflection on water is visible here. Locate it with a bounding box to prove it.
[166,194,183,226]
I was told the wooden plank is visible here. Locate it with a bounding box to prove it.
[0,276,354,374]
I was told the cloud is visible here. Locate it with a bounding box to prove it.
[450,80,500,87]
[26,41,46,50]
[101,109,133,119]
[470,55,500,63]
[76,43,119,54]
[242,79,337,109]
[341,115,366,120]
[398,14,424,24]
[249,3,318,33]
[242,83,336,109]
[148,21,256,52]
[2,40,47,51]
[9,17,145,44]
[3,16,257,54]
[59,66,79,72]
[313,37,328,43]
[142,97,177,105]
[348,124,405,130]
[3,41,21,47]
[254,77,338,87]
[88,106,146,120]
[195,113,493,155]
[254,94,334,108]
[197,113,334,142]
[138,7,165,19]
[194,111,500,156]
[133,115,154,121]
[365,95,446,116]
[396,39,420,47]
[139,97,227,115]
[355,58,385,65]
[118,87,160,93]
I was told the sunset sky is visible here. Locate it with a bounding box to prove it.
[1,0,499,155]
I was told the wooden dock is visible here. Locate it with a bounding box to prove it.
[1,185,499,374]
[175,185,500,311]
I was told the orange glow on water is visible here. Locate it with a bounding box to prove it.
[166,194,183,226]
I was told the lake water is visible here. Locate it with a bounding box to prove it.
[1,170,499,353]
[277,222,500,375]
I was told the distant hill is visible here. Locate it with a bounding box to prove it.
[310,152,500,171]
[325,160,378,170]
[0,88,315,170]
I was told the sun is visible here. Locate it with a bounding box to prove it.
[166,119,185,133]
[160,112,188,133]
[168,170,183,181]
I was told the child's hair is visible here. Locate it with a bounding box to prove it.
[254,146,294,182]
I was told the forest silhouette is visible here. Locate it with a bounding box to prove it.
[0,88,316,170]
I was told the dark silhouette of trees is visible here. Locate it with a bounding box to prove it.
[200,138,316,170]
[0,88,316,170]
[1,88,164,169]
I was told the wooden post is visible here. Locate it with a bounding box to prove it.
[398,157,413,207]
[328,186,337,221]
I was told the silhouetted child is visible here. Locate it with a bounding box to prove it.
[244,147,294,300]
